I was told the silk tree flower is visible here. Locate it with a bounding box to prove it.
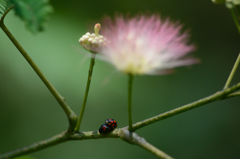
[79,23,109,53]
[99,15,199,75]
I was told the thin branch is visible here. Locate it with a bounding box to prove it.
[0,130,120,159]
[119,129,173,159]
[132,82,240,131]
[227,91,240,98]
[0,132,69,159]
[0,22,78,132]
[224,53,240,89]
[75,54,96,132]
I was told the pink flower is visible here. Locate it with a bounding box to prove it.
[99,14,199,75]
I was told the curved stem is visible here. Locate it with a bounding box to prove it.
[128,74,134,131]
[75,55,96,132]
[0,22,78,132]
[224,53,240,89]
[132,82,240,131]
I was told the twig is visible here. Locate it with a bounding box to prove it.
[224,53,240,89]
[0,132,69,159]
[75,54,96,132]
[0,22,78,132]
[132,82,240,131]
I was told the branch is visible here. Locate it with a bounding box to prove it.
[0,22,78,132]
[75,55,96,132]
[0,129,172,159]
[119,129,173,159]
[227,91,240,98]
[0,132,69,159]
[132,82,240,131]
[0,129,121,159]
[2,82,239,158]
[224,53,240,89]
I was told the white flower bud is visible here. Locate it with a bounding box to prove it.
[78,23,109,53]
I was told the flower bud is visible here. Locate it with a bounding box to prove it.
[79,23,109,53]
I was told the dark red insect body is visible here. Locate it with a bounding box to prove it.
[99,118,117,134]
[105,118,117,130]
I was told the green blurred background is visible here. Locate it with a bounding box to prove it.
[1,0,240,158]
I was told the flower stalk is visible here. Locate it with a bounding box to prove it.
[224,53,240,89]
[75,54,96,132]
[223,8,240,89]
[128,74,134,131]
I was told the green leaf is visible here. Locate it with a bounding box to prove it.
[1,0,53,33]
[12,0,53,33]
[0,0,13,19]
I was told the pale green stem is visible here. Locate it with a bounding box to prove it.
[227,91,240,97]
[0,132,69,159]
[0,130,119,159]
[223,8,240,89]
[0,22,77,132]
[75,55,96,132]
[132,82,240,131]
[224,53,240,89]
[128,74,134,131]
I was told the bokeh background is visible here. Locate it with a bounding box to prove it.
[1,0,240,159]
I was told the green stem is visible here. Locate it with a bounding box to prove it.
[75,55,96,132]
[1,129,173,159]
[227,91,240,98]
[230,8,240,34]
[0,130,120,159]
[224,53,240,89]
[128,74,134,131]
[223,8,240,89]
[0,22,77,132]
[119,129,173,159]
[132,82,240,131]
[0,132,69,159]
